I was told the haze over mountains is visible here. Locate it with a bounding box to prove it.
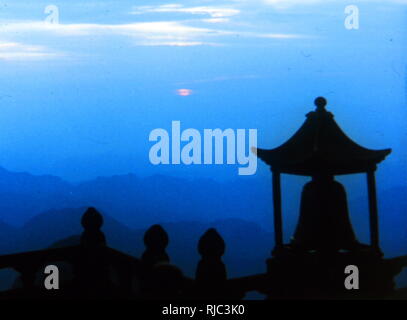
[0,166,274,228]
[0,165,406,268]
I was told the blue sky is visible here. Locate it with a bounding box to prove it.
[0,0,406,186]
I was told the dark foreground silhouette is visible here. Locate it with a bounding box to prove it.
[0,206,406,300]
[0,97,406,299]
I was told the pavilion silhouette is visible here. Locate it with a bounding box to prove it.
[255,97,403,298]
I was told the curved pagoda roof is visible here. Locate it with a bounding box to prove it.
[255,97,391,176]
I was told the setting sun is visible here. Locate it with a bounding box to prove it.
[176,88,193,96]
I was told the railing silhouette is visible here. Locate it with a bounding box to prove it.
[0,207,406,300]
[0,207,267,299]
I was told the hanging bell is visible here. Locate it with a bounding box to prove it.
[291,174,359,252]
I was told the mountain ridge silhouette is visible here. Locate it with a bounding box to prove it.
[0,166,272,228]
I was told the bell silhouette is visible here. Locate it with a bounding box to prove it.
[291,174,359,252]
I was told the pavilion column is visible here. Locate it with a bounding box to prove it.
[367,170,380,250]
[272,171,283,248]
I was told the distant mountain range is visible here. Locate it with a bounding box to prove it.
[0,166,406,291]
[0,166,273,228]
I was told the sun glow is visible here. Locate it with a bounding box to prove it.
[176,89,193,96]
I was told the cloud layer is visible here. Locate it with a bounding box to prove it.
[1,0,404,60]
[0,2,307,59]
[0,41,61,60]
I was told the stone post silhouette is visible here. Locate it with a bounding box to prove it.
[142,224,169,268]
[141,224,186,299]
[73,207,110,297]
[195,228,228,299]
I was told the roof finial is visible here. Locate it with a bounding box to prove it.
[314,96,327,112]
